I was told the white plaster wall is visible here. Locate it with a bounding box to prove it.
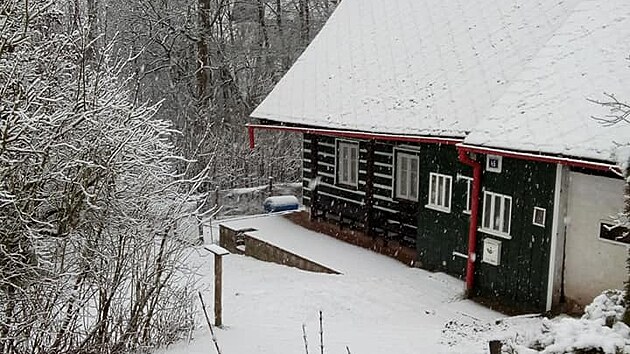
[564,171,627,306]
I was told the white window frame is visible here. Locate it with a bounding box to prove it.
[426,172,452,213]
[480,190,512,239]
[532,207,546,227]
[394,150,420,201]
[335,139,359,187]
[459,175,473,214]
[598,221,630,246]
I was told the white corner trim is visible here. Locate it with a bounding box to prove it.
[546,164,563,312]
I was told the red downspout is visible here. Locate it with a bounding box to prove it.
[248,125,255,149]
[458,150,482,296]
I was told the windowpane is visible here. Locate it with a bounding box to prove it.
[410,158,418,173]
[410,170,418,199]
[502,198,511,234]
[400,167,408,196]
[436,176,444,205]
[408,158,417,199]
[349,146,359,184]
[430,174,437,205]
[483,194,491,229]
[444,177,451,208]
[466,180,472,212]
[493,195,501,230]
[342,148,348,182]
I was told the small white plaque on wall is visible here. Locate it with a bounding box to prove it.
[486,155,502,173]
[482,238,502,266]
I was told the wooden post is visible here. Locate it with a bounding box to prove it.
[204,245,229,327]
[488,340,502,354]
[214,254,223,327]
[268,176,274,195]
[214,186,220,207]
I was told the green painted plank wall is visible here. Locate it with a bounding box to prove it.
[473,156,556,311]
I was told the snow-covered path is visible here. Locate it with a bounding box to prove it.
[161,214,525,354]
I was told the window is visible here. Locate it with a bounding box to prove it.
[336,140,359,187]
[599,221,630,245]
[460,176,473,214]
[427,173,452,212]
[481,191,512,237]
[532,207,546,227]
[395,151,419,201]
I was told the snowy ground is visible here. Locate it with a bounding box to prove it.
[161,214,542,354]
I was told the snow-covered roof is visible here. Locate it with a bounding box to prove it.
[464,0,630,164]
[252,0,630,163]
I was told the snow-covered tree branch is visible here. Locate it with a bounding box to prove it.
[1,1,206,352]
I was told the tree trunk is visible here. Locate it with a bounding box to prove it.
[299,0,311,45]
[257,0,268,48]
[86,0,98,61]
[624,162,630,325]
[197,0,212,100]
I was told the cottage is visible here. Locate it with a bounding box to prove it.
[247,0,630,312]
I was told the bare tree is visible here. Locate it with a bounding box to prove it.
[1,2,206,352]
[97,0,336,192]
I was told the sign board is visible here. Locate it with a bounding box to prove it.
[204,244,230,256]
[486,155,503,173]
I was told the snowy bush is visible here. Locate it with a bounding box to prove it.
[0,2,208,353]
[522,318,630,354]
[503,290,630,353]
[583,290,626,325]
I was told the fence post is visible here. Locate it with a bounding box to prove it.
[268,176,274,196]
[489,340,502,354]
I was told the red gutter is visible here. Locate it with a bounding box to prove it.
[458,143,621,174]
[248,125,255,149]
[458,150,482,296]
[246,123,464,148]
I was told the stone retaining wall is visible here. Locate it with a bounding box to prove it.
[219,224,339,274]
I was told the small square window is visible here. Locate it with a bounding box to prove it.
[599,222,630,245]
[533,207,546,227]
[486,155,502,173]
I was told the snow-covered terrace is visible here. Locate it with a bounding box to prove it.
[161,214,541,354]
